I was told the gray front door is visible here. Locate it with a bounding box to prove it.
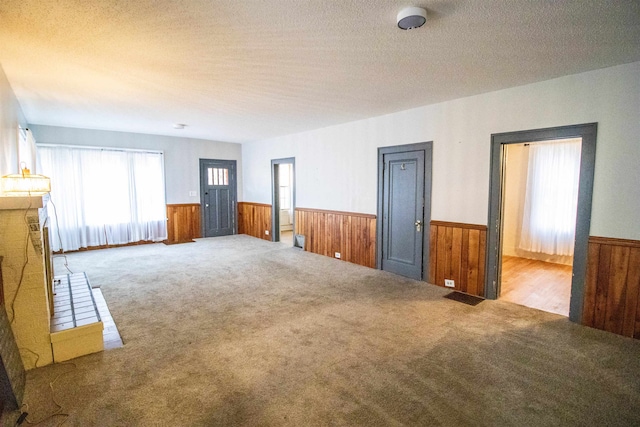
[200,159,237,237]
[380,150,425,280]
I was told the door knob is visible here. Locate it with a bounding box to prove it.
[415,220,422,232]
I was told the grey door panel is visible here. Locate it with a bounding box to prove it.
[200,159,237,237]
[381,150,425,280]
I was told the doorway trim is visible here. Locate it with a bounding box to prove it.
[486,123,597,323]
[271,157,296,243]
[376,142,433,280]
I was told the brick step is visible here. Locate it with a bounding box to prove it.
[50,273,104,362]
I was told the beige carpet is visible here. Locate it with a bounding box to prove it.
[3,235,640,426]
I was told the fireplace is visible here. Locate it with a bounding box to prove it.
[0,194,55,369]
[0,256,26,412]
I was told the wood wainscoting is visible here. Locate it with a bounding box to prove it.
[429,221,487,296]
[165,204,201,244]
[295,208,376,268]
[238,202,272,241]
[583,236,640,339]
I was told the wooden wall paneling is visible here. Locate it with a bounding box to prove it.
[636,291,640,339]
[368,218,376,268]
[477,231,486,298]
[625,248,640,338]
[165,204,201,244]
[636,257,640,339]
[428,225,437,284]
[294,208,376,269]
[460,229,469,293]
[350,215,359,264]
[310,211,317,253]
[238,202,272,241]
[350,215,358,264]
[466,229,481,296]
[429,221,487,297]
[320,212,327,256]
[435,226,447,286]
[344,215,352,264]
[582,241,601,327]
[444,227,453,285]
[313,211,319,253]
[582,237,640,339]
[327,213,333,256]
[305,210,314,254]
[451,228,463,291]
[605,246,630,334]
[594,244,612,330]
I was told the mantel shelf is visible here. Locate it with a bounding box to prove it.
[0,194,48,210]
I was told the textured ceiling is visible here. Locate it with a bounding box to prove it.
[1,0,639,143]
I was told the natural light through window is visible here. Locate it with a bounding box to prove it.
[519,138,581,256]
[38,145,167,251]
[279,164,291,210]
[208,167,229,186]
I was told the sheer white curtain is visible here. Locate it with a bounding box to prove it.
[519,139,581,256]
[38,145,167,251]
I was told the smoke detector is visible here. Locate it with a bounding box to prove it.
[173,123,187,130]
[397,7,427,30]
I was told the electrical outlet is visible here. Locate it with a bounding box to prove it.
[335,252,341,259]
[444,279,455,288]
[265,230,269,235]
[189,190,197,197]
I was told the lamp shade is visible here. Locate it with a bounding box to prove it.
[1,173,51,195]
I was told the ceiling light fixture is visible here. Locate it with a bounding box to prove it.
[173,123,186,130]
[397,7,427,30]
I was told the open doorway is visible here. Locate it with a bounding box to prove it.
[500,139,581,316]
[271,158,295,245]
[486,123,597,323]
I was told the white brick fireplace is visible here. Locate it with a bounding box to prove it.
[0,195,54,369]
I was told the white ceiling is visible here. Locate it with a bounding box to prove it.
[1,1,639,143]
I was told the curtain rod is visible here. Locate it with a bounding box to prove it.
[37,143,163,155]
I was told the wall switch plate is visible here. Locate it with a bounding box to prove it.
[189,190,197,197]
[445,279,455,288]
[265,230,269,235]
[335,252,341,259]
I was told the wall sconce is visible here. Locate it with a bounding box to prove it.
[1,166,51,196]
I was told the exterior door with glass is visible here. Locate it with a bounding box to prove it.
[200,159,237,237]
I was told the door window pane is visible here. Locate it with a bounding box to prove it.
[208,167,229,185]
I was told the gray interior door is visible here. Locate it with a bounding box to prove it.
[381,150,425,280]
[200,159,237,237]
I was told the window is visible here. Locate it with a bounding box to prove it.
[208,167,229,186]
[279,164,291,210]
[38,145,167,251]
[519,139,581,256]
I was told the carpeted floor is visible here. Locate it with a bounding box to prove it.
[3,235,640,426]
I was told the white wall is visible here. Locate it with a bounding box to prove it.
[0,65,27,176]
[502,144,528,257]
[242,61,640,241]
[29,125,243,204]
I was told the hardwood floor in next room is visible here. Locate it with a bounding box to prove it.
[280,230,293,246]
[500,256,572,316]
